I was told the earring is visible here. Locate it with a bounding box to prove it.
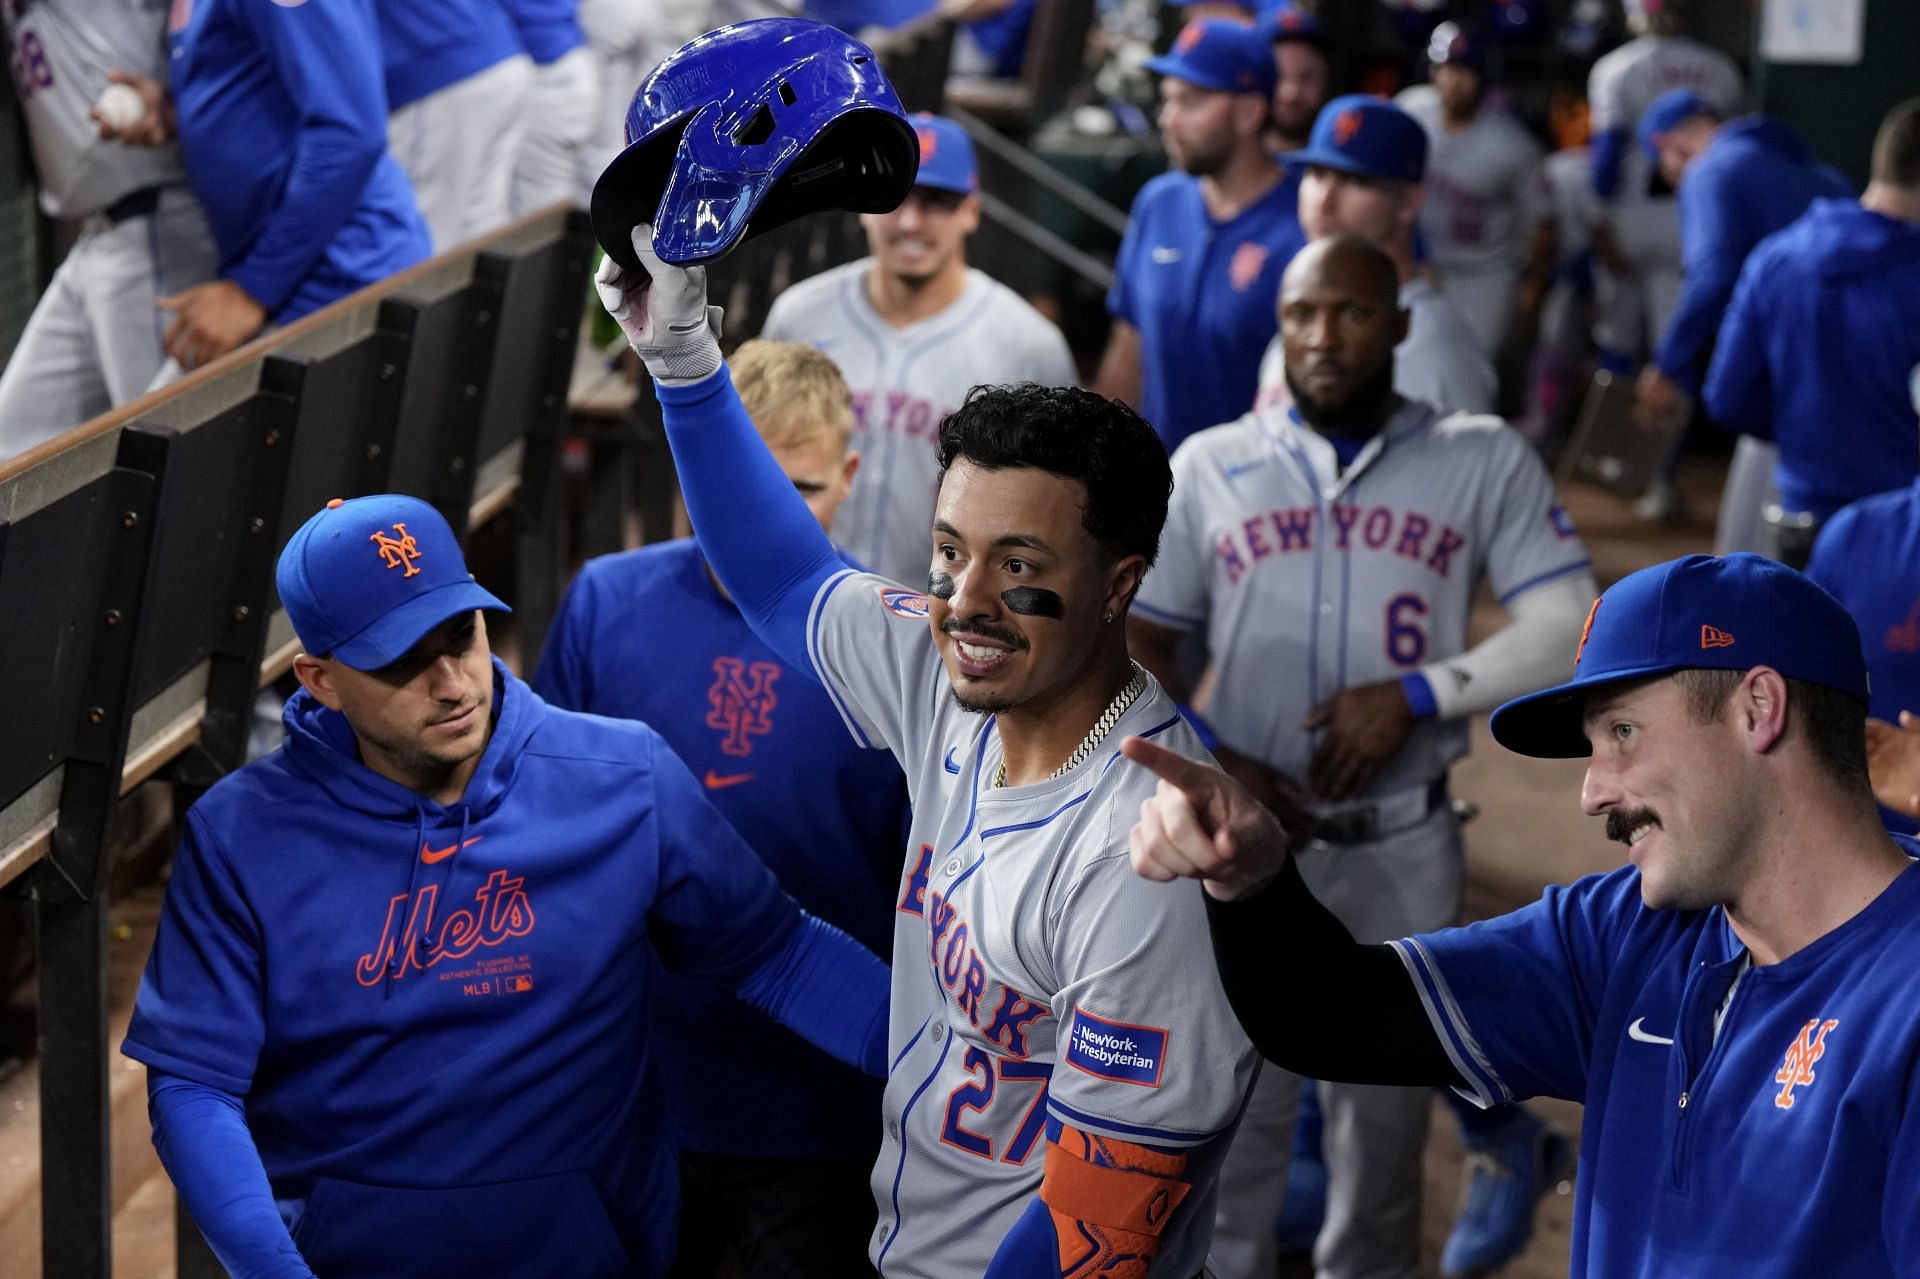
[1103,612,1113,624]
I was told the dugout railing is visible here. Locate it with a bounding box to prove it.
[0,204,595,1279]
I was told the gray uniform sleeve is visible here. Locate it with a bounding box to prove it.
[1477,428,1592,604]
[1133,442,1212,632]
[804,568,948,754]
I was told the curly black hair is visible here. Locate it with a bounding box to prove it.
[935,384,1173,568]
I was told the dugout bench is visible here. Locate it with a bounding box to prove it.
[0,204,594,1279]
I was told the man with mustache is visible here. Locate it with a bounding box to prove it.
[598,222,1262,1276]
[1131,234,1596,1279]
[1126,551,1920,1277]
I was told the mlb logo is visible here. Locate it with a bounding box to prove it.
[504,975,533,994]
[879,587,930,619]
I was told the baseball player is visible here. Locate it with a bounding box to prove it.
[534,339,912,1275]
[601,224,1263,1276]
[122,495,890,1278]
[1701,98,1920,568]
[109,0,430,371]
[1262,3,1331,155]
[1097,17,1304,451]
[503,0,599,213]
[760,113,1076,587]
[1129,551,1920,1278]
[1134,235,1595,1279]
[0,0,218,458]
[1254,95,1497,418]
[1395,24,1552,358]
[376,0,534,251]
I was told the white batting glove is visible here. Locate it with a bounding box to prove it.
[593,222,724,386]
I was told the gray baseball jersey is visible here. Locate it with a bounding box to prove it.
[1135,400,1591,798]
[801,569,1260,1277]
[1254,277,1496,417]
[5,0,184,217]
[1588,34,1742,154]
[762,259,1079,586]
[1395,85,1548,276]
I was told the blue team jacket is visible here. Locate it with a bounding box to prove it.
[124,662,806,1277]
[375,0,525,111]
[497,0,584,66]
[535,539,910,1160]
[1705,200,1920,519]
[1656,117,1851,392]
[168,0,430,321]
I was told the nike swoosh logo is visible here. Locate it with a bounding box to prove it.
[1151,246,1182,264]
[1223,459,1270,479]
[704,770,754,789]
[943,747,961,775]
[420,836,483,865]
[1628,1017,1674,1045]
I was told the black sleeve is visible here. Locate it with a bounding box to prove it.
[1204,858,1463,1087]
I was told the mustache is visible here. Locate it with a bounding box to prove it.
[940,617,1026,649]
[1606,809,1660,845]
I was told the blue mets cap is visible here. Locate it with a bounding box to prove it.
[1145,18,1278,98]
[1490,554,1870,759]
[1427,21,1487,71]
[1637,87,1717,162]
[1260,1,1328,50]
[1284,95,1428,184]
[907,112,976,194]
[277,495,509,671]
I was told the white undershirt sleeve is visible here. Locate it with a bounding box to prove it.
[1420,571,1599,721]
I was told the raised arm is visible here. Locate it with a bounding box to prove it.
[596,229,844,670]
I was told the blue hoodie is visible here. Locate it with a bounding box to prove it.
[1655,117,1852,392]
[125,661,883,1277]
[1705,199,1920,519]
[375,0,525,112]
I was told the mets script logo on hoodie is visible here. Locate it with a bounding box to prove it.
[356,868,535,988]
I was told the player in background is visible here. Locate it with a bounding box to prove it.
[1128,552,1920,1279]
[503,0,599,213]
[535,339,912,1275]
[1254,95,1496,417]
[0,0,217,457]
[1583,0,1742,521]
[1396,24,1552,360]
[761,113,1075,587]
[601,222,1262,1277]
[577,0,704,195]
[123,495,889,1278]
[1703,98,1920,568]
[1138,236,1595,1279]
[1261,2,1332,156]
[1097,17,1303,451]
[374,0,533,251]
[1632,89,1850,551]
[106,0,429,373]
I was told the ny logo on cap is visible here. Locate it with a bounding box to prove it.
[1575,599,1600,664]
[1176,21,1205,53]
[1700,625,1736,649]
[370,524,423,578]
[1333,108,1363,146]
[1773,1017,1837,1110]
[916,126,938,160]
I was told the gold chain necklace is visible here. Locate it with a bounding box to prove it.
[993,663,1148,789]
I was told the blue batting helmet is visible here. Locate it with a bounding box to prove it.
[590,19,920,270]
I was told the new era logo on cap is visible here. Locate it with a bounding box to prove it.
[1493,554,1870,758]
[277,495,509,671]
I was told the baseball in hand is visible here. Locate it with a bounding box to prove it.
[93,82,146,131]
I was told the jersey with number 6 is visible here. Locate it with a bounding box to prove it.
[761,260,1078,587]
[1135,400,1591,795]
[4,0,185,217]
[802,569,1261,1277]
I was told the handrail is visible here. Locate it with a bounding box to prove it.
[977,190,1116,292]
[945,104,1132,239]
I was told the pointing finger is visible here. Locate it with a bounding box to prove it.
[1121,735,1221,798]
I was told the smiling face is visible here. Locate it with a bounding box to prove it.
[862,185,979,287]
[295,610,494,798]
[1581,674,1758,910]
[927,460,1139,716]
